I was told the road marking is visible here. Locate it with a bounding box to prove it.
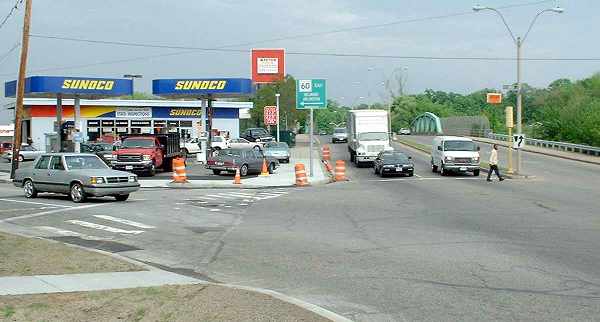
[226,192,254,197]
[0,198,71,208]
[0,204,102,223]
[207,194,236,199]
[34,226,108,240]
[93,215,156,229]
[414,174,423,178]
[0,207,55,213]
[66,220,145,234]
[193,196,217,201]
[210,209,221,212]
[239,203,249,206]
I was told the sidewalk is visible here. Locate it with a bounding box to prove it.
[469,136,600,166]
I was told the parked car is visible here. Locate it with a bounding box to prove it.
[180,138,202,156]
[319,130,327,136]
[263,142,290,163]
[0,142,12,154]
[210,136,229,150]
[331,127,348,143]
[373,150,414,177]
[241,128,274,143]
[112,134,181,176]
[431,136,480,176]
[13,153,139,203]
[228,138,262,150]
[81,142,115,165]
[206,148,279,177]
[399,128,411,135]
[2,144,45,162]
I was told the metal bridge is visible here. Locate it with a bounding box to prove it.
[410,112,443,135]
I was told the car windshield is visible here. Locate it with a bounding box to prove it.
[213,137,223,142]
[122,139,154,148]
[65,155,109,170]
[265,142,288,150]
[221,149,243,158]
[383,153,410,163]
[358,132,388,141]
[252,129,268,136]
[444,140,477,151]
[334,128,346,134]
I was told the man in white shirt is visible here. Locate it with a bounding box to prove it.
[487,144,504,182]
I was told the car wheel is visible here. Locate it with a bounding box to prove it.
[114,194,129,201]
[408,171,414,177]
[240,164,249,177]
[431,161,438,173]
[212,169,221,175]
[23,179,38,198]
[284,158,290,164]
[70,183,86,203]
[268,162,275,174]
[18,155,24,162]
[148,163,156,176]
[473,169,480,176]
[440,165,447,176]
[214,147,221,151]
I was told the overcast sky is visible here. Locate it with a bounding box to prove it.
[0,0,597,122]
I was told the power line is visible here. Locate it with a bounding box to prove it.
[0,0,23,31]
[0,42,20,65]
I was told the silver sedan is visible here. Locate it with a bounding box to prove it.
[13,153,140,203]
[1,145,45,162]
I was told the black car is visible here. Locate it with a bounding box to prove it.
[81,142,115,165]
[373,150,414,177]
[241,128,274,143]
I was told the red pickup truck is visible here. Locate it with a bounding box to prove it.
[112,134,181,176]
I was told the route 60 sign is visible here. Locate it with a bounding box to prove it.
[513,134,525,149]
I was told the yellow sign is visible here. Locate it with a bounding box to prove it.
[174,80,227,90]
[62,79,115,90]
[169,109,202,117]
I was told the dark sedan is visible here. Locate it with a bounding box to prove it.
[206,148,279,177]
[373,150,414,177]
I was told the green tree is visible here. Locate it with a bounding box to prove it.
[249,75,307,132]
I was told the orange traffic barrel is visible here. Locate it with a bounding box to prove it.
[322,145,331,161]
[334,160,346,182]
[233,167,242,185]
[171,157,188,183]
[295,163,309,187]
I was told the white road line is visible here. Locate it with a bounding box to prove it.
[414,174,423,178]
[207,194,237,199]
[0,198,71,208]
[0,207,53,213]
[239,203,249,206]
[93,215,156,229]
[226,192,254,197]
[34,226,109,241]
[193,196,217,201]
[210,209,221,212]
[66,220,145,234]
[0,204,102,223]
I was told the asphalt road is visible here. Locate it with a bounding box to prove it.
[1,136,600,321]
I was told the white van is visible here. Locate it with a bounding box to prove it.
[431,136,480,176]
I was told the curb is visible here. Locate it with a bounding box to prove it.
[0,225,352,322]
[470,137,600,167]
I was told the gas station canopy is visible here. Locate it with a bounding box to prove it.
[4,76,133,99]
[152,78,253,98]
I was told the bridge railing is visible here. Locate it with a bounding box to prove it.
[487,133,600,157]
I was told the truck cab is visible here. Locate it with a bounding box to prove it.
[112,134,180,176]
[431,136,480,176]
[347,110,391,167]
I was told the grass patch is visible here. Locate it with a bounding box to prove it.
[1,305,15,318]
[0,232,142,277]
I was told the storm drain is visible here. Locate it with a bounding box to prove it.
[48,236,142,253]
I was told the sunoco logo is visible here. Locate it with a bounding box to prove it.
[175,80,227,90]
[62,79,115,90]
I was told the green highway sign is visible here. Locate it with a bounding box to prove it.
[296,79,327,109]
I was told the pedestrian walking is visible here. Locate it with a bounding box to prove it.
[487,144,504,182]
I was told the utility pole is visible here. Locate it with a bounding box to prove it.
[515,37,523,174]
[275,93,280,142]
[10,0,32,179]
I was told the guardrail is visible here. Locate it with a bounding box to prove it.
[487,133,600,157]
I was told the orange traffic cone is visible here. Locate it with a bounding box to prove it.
[233,167,241,184]
[259,158,269,177]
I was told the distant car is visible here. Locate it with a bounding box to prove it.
[319,130,327,136]
[180,138,202,156]
[228,138,262,150]
[263,142,290,163]
[2,144,45,162]
[241,128,274,143]
[81,142,115,165]
[210,136,229,150]
[331,128,348,143]
[206,148,279,177]
[373,150,414,177]
[0,142,12,154]
[399,128,411,135]
[13,153,140,203]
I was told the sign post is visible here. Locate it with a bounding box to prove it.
[505,106,514,174]
[296,79,327,177]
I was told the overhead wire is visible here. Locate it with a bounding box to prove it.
[0,0,23,31]
[0,42,20,65]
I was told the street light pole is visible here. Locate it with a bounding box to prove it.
[472,4,563,174]
[275,93,280,142]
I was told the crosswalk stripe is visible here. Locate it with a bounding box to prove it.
[35,226,107,240]
[93,215,156,229]
[226,192,255,197]
[194,196,217,200]
[66,220,145,234]
[207,194,237,199]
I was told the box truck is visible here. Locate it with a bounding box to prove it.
[347,110,391,167]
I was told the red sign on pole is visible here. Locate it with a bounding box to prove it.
[264,106,277,125]
[252,49,285,84]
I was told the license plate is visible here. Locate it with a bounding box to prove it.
[395,167,402,171]
[459,167,467,171]
[216,162,224,166]
[125,166,133,170]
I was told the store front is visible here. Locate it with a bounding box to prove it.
[12,98,252,151]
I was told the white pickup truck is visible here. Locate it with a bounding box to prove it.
[180,138,202,156]
[347,110,391,167]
